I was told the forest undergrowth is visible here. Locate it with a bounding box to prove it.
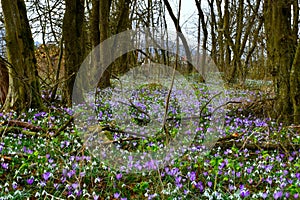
[0,79,299,200]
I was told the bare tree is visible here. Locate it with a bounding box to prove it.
[207,0,263,84]
[163,0,194,74]
[1,0,45,112]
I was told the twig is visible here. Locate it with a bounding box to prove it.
[254,175,263,188]
[203,100,242,118]
[240,132,255,150]
[199,92,222,117]
[52,114,76,137]
[50,36,64,101]
[253,142,263,152]
[279,142,291,157]
[118,99,151,123]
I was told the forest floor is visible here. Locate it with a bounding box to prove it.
[0,78,299,200]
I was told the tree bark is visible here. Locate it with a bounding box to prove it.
[112,0,131,76]
[1,0,45,112]
[0,57,8,106]
[95,0,112,89]
[290,42,300,123]
[62,0,85,106]
[264,0,296,122]
[97,0,112,89]
[91,0,100,48]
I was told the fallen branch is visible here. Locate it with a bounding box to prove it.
[2,120,44,132]
[0,126,39,137]
[0,115,75,138]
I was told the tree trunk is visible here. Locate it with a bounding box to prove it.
[195,0,208,77]
[91,0,100,47]
[1,0,45,112]
[264,0,296,123]
[290,42,300,123]
[112,0,131,76]
[0,57,8,106]
[163,0,195,75]
[97,0,112,89]
[62,0,85,106]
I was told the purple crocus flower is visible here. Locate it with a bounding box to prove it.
[1,163,8,170]
[76,190,82,196]
[219,162,225,169]
[240,190,250,198]
[80,172,85,177]
[67,170,75,178]
[169,167,179,176]
[116,173,122,180]
[265,164,273,172]
[246,166,253,174]
[27,178,34,185]
[72,182,79,189]
[114,192,120,199]
[40,181,46,187]
[229,184,235,191]
[54,183,60,189]
[273,191,283,199]
[239,184,244,190]
[188,171,196,182]
[42,172,51,181]
[0,143,4,152]
[196,181,204,193]
[285,192,290,198]
[266,177,272,185]
[261,192,268,199]
[175,176,182,188]
[12,182,18,190]
[207,181,213,188]
[175,176,182,183]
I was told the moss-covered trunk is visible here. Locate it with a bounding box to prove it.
[1,0,45,112]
